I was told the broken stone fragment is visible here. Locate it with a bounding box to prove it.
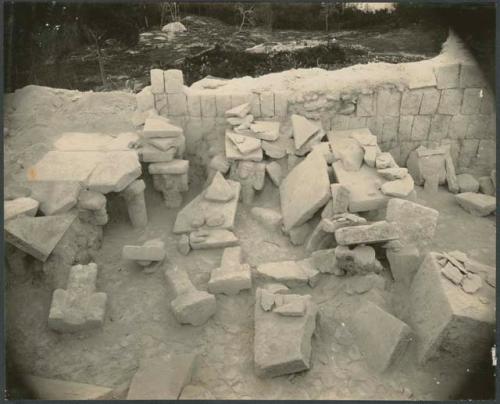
[209,154,231,174]
[30,181,81,216]
[78,190,106,211]
[441,263,464,285]
[250,121,280,141]
[165,267,216,326]
[208,246,252,295]
[328,132,364,171]
[140,144,176,163]
[444,152,459,194]
[349,301,412,372]
[335,244,382,275]
[227,131,262,155]
[250,207,283,231]
[4,197,39,221]
[377,167,408,181]
[457,173,480,193]
[330,184,350,214]
[261,140,287,159]
[375,152,397,169]
[386,245,421,287]
[311,248,337,273]
[143,116,183,138]
[345,273,385,295]
[297,258,321,287]
[122,239,166,263]
[225,102,251,118]
[148,135,185,156]
[204,171,234,202]
[381,175,414,198]
[335,221,399,246]
[287,222,313,246]
[5,184,32,201]
[311,142,335,164]
[461,273,482,294]
[225,133,263,162]
[265,161,282,186]
[48,262,107,332]
[274,299,306,317]
[256,260,315,288]
[189,229,239,250]
[260,288,276,311]
[291,114,320,150]
[478,176,495,196]
[262,282,289,295]
[177,235,191,256]
[363,145,380,168]
[455,192,496,216]
[227,114,253,127]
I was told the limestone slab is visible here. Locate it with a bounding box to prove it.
[148,159,189,175]
[291,114,320,150]
[250,121,280,141]
[227,131,262,154]
[4,197,39,221]
[455,192,496,216]
[54,132,138,151]
[335,221,399,246]
[327,130,364,171]
[143,117,183,138]
[225,134,263,161]
[208,246,252,295]
[256,260,311,288]
[189,229,239,250]
[87,151,141,193]
[30,181,81,216]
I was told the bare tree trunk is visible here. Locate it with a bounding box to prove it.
[238,13,246,33]
[89,30,106,87]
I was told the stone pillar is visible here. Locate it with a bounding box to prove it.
[122,179,147,228]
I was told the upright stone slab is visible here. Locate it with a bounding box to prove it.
[254,288,318,377]
[328,130,365,171]
[335,221,399,246]
[409,253,495,364]
[291,114,320,150]
[330,184,350,214]
[386,245,422,287]
[143,117,183,138]
[349,302,412,372]
[127,353,196,399]
[208,246,252,295]
[29,181,81,215]
[280,150,330,231]
[48,263,107,332]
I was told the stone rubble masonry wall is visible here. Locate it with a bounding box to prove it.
[140,32,495,176]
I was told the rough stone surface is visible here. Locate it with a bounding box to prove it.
[22,375,113,400]
[311,248,337,273]
[250,121,280,141]
[204,171,235,202]
[122,239,166,262]
[250,207,283,231]
[455,192,496,216]
[208,246,252,295]
[291,114,320,150]
[4,197,39,221]
[143,117,183,138]
[335,245,382,275]
[48,263,107,332]
[87,151,141,193]
[189,229,239,250]
[386,245,422,287]
[457,173,480,193]
[148,159,189,175]
[330,184,350,214]
[280,149,330,231]
[177,234,191,256]
[478,176,495,196]
[378,167,408,181]
[78,190,106,211]
[227,131,262,155]
[225,102,251,118]
[265,161,282,186]
[335,221,399,246]
[328,130,364,171]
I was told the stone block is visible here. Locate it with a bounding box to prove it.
[448,115,469,139]
[122,240,166,262]
[225,134,263,162]
[455,192,496,216]
[400,90,423,115]
[48,263,107,332]
[30,181,81,216]
[143,116,183,138]
[335,244,382,275]
[328,130,364,171]
[330,184,350,214]
[419,87,441,115]
[137,86,155,111]
[250,93,261,118]
[155,93,168,114]
[428,114,451,142]
[356,93,375,117]
[347,116,367,130]
[167,93,187,116]
[22,375,113,400]
[280,150,330,231]
[288,222,313,246]
[460,64,487,88]
[256,260,315,288]
[4,197,39,221]
[434,64,460,89]
[250,121,280,141]
[457,173,479,193]
[265,161,282,186]
[458,139,479,168]
[411,115,431,141]
[331,114,350,131]
[127,353,196,400]
[349,301,412,372]
[335,221,398,246]
[409,253,495,364]
[291,114,321,150]
[274,91,290,118]
[437,89,463,115]
[461,88,482,114]
[376,87,401,117]
[186,91,202,117]
[480,89,495,114]
[200,93,217,117]
[208,246,252,295]
[189,229,239,250]
[311,248,337,273]
[260,92,275,118]
[381,175,414,198]
[466,114,489,139]
[387,245,422,287]
[478,176,495,196]
[215,93,232,117]
[163,69,184,93]
[398,115,414,142]
[150,69,165,94]
[231,93,252,108]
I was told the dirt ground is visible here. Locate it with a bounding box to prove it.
[4,86,496,400]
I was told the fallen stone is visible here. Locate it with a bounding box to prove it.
[122,239,166,262]
[250,207,282,230]
[254,288,318,377]
[441,263,464,285]
[461,273,482,294]
[227,114,253,127]
[311,248,337,273]
[53,131,139,152]
[262,283,289,294]
[280,149,330,231]
[407,147,446,186]
[335,221,399,246]
[328,131,364,171]
[455,192,496,216]
[208,246,252,295]
[335,245,382,275]
[204,171,235,202]
[78,190,106,211]
[345,273,385,295]
[297,258,321,287]
[4,197,39,221]
[478,176,495,196]
[311,142,335,164]
[256,260,313,288]
[349,301,412,372]
[163,68,184,92]
[274,299,306,316]
[143,117,183,138]
[349,128,378,147]
[261,140,288,159]
[288,222,313,246]
[177,235,191,256]
[363,145,380,168]
[48,263,107,332]
[22,375,113,400]
[225,134,263,162]
[410,252,495,364]
[147,136,185,155]
[330,184,350,214]
[377,167,408,181]
[148,159,189,175]
[250,121,280,141]
[29,181,81,216]
[127,353,197,400]
[225,103,251,118]
[444,152,459,194]
[87,151,141,193]
[5,213,76,262]
[227,131,262,155]
[291,114,320,150]
[386,198,439,250]
[165,267,216,326]
[266,161,282,186]
[381,175,414,198]
[189,229,239,250]
[375,152,397,169]
[386,245,421,287]
[205,213,225,227]
[457,173,480,193]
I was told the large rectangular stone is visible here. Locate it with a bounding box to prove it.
[260,92,275,118]
[54,132,139,152]
[448,115,469,139]
[167,93,187,116]
[335,221,398,246]
[437,89,463,115]
[400,90,423,115]
[461,88,482,114]
[163,69,184,93]
[87,151,141,193]
[274,91,290,118]
[399,115,414,142]
[428,114,451,141]
[250,92,261,118]
[455,192,496,216]
[434,64,460,89]
[419,87,441,115]
[30,181,81,216]
[376,87,401,117]
[200,93,217,117]
[150,69,165,94]
[186,91,201,117]
[460,64,487,88]
[208,246,252,295]
[411,115,431,141]
[356,93,375,117]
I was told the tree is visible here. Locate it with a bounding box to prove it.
[234,3,255,33]
[159,2,181,27]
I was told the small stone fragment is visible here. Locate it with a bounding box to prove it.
[225,103,251,118]
[177,235,191,256]
[461,273,482,294]
[377,167,408,181]
[375,152,397,169]
[381,175,414,198]
[478,176,495,196]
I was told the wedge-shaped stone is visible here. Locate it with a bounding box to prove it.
[127,353,196,400]
[208,246,252,295]
[280,149,330,231]
[381,175,414,198]
[256,260,314,288]
[204,171,235,202]
[48,263,107,332]
[5,214,76,261]
[143,117,183,138]
[328,130,364,171]
[87,151,141,193]
[225,134,263,161]
[335,221,399,246]
[174,180,240,233]
[386,198,438,250]
[189,229,239,250]
[349,128,378,146]
[22,375,113,400]
[378,167,408,181]
[254,289,318,377]
[225,102,251,118]
[30,181,81,216]
[148,159,189,175]
[409,253,495,364]
[455,192,496,216]
[250,121,280,141]
[349,301,412,372]
[227,131,262,154]
[291,114,320,150]
[54,132,139,151]
[4,197,39,221]
[265,161,282,186]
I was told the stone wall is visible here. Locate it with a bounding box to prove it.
[136,31,496,176]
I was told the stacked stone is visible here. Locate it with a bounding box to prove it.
[149,160,189,208]
[77,190,108,226]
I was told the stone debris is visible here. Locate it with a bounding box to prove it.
[377,167,408,181]
[410,252,495,364]
[29,181,81,216]
[22,375,113,400]
[250,121,281,141]
[291,114,321,150]
[457,173,480,193]
[260,289,276,311]
[386,198,439,250]
[287,222,313,246]
[122,239,166,267]
[375,152,397,169]
[328,130,364,171]
[386,245,421,287]
[478,176,495,196]
[121,179,148,227]
[455,192,496,216]
[265,161,282,186]
[4,197,39,221]
[335,245,382,275]
[229,161,266,204]
[256,260,318,288]
[262,139,288,159]
[127,353,197,399]
[189,229,239,250]
[435,251,485,295]
[227,131,262,155]
[461,273,483,294]
[381,175,414,198]
[441,263,464,285]
[5,213,76,262]
[225,102,251,118]
[143,116,183,138]
[349,301,412,372]
[204,171,235,202]
[250,207,283,231]
[177,234,191,256]
[208,246,252,295]
[48,263,107,332]
[330,184,350,214]
[280,149,330,231]
[335,221,399,246]
[444,151,459,194]
[165,267,216,326]
[254,288,318,377]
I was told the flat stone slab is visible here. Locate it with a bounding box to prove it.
[48,263,107,333]
[250,121,280,141]
[280,149,330,231]
[143,116,183,138]
[225,134,263,161]
[291,114,320,150]
[4,197,39,221]
[54,132,138,151]
[256,260,318,288]
[349,301,412,372]
[5,213,76,261]
[225,102,251,118]
[328,130,365,171]
[410,252,495,364]
[254,288,318,377]
[335,220,399,246]
[387,245,422,287]
[455,192,496,216]
[87,151,141,193]
[127,353,197,400]
[208,246,252,295]
[29,181,81,216]
[148,159,189,175]
[332,161,388,212]
[139,144,176,162]
[189,229,239,250]
[22,375,112,400]
[227,131,262,154]
[174,180,241,233]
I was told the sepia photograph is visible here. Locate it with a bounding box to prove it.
[3,1,497,400]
